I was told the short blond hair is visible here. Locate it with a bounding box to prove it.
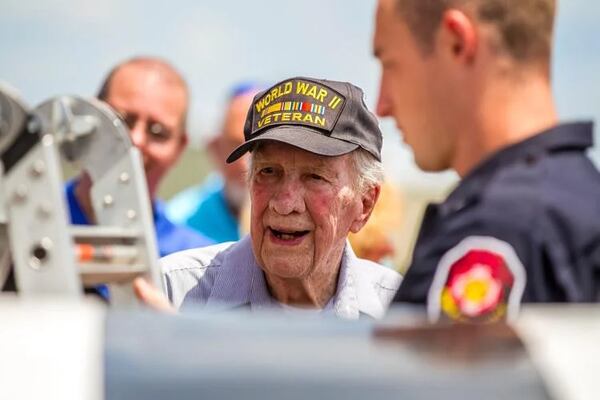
[395,0,556,63]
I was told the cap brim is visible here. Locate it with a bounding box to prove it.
[226,126,359,164]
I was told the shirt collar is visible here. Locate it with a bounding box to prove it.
[204,237,383,319]
[151,199,167,226]
[334,243,387,319]
[203,236,270,310]
[441,122,594,215]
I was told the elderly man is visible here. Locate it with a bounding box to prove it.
[374,0,600,321]
[166,83,262,243]
[66,57,212,299]
[135,77,402,319]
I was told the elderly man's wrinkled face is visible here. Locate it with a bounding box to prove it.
[250,142,367,280]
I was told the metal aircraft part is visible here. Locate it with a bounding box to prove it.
[0,88,162,306]
[34,96,163,305]
[104,308,552,400]
[0,86,34,292]
[0,82,30,153]
[3,132,82,296]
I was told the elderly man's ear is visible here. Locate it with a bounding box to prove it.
[350,185,381,234]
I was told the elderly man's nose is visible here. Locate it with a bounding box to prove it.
[270,181,304,215]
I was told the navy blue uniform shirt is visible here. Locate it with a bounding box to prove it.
[393,122,600,322]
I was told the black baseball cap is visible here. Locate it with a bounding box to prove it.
[226,77,382,163]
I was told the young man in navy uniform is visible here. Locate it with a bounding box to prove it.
[374,0,600,322]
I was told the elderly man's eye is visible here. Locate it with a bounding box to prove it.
[260,167,275,175]
[309,173,327,182]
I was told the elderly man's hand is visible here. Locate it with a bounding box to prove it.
[133,277,177,314]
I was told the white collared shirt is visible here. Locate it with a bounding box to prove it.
[160,236,402,319]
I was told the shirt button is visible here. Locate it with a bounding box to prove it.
[525,154,538,165]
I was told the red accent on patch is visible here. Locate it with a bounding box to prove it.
[442,249,514,320]
[301,102,311,112]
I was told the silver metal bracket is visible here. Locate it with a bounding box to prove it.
[0,88,163,307]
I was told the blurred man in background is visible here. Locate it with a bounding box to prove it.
[66,56,213,269]
[166,83,262,243]
[374,0,600,322]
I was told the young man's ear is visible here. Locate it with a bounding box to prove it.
[440,9,478,64]
[350,185,381,233]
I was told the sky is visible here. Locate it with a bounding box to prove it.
[1,0,598,187]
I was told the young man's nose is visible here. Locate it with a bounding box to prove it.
[375,76,392,117]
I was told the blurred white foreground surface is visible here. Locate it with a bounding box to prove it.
[0,297,599,400]
[0,297,105,400]
[516,305,600,400]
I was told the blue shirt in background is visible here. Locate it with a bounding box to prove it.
[166,174,241,243]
